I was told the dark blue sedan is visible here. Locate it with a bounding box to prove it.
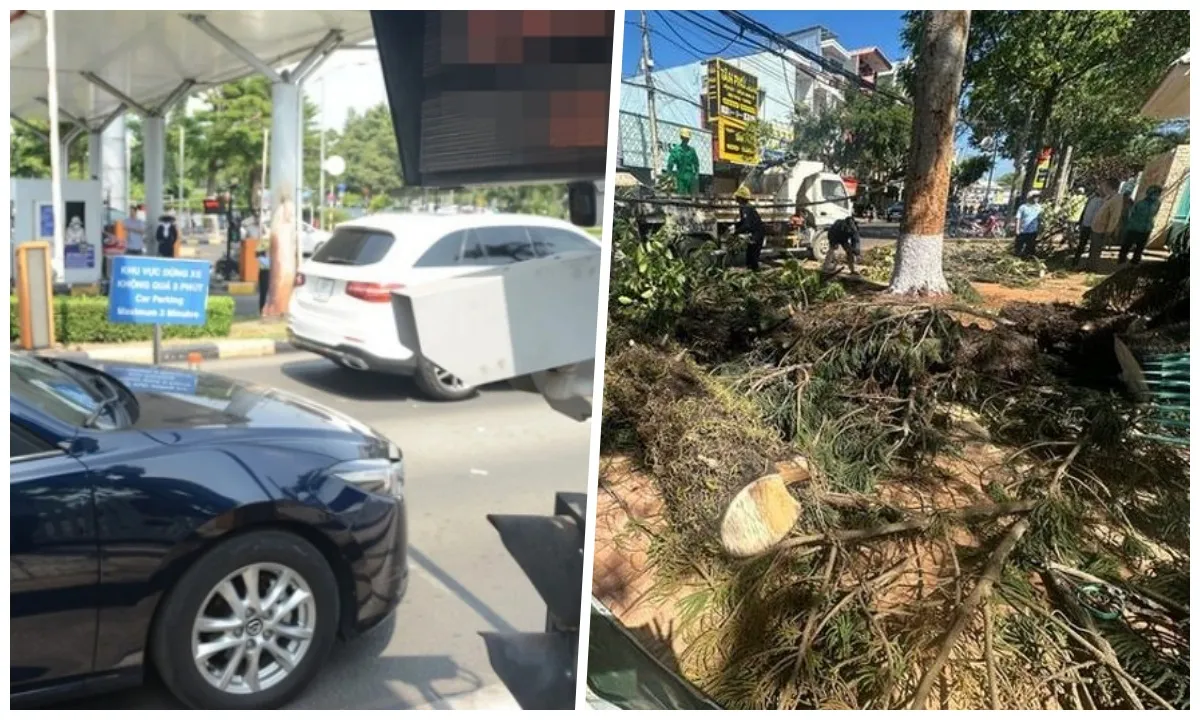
[10,353,408,709]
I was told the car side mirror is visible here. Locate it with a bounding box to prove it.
[567,182,599,228]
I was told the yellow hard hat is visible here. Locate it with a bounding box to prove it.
[733,186,751,200]
[679,128,691,139]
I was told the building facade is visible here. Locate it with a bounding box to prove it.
[619,25,889,178]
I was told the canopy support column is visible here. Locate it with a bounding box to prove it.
[144,115,166,255]
[87,129,102,181]
[264,75,301,313]
[102,113,128,213]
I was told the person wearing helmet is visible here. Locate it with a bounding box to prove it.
[1119,185,1162,265]
[666,128,699,196]
[732,185,766,271]
[1013,190,1043,258]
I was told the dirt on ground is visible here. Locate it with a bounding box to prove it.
[972,276,1093,309]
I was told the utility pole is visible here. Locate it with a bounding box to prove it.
[640,11,661,181]
[46,9,65,282]
[319,79,326,229]
[260,127,269,226]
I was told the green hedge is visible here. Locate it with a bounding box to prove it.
[11,295,235,344]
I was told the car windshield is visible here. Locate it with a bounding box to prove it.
[11,354,105,427]
[311,227,395,266]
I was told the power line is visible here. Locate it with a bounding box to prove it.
[621,80,703,110]
[719,11,911,106]
[652,10,743,59]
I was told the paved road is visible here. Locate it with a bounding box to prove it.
[52,353,592,709]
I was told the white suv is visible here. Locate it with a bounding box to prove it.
[287,212,601,401]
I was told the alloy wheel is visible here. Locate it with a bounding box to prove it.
[432,364,466,389]
[191,563,317,696]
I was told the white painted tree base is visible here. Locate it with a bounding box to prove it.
[889,233,951,295]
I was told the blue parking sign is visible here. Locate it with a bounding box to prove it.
[108,256,211,326]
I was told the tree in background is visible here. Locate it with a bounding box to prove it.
[890,10,971,296]
[838,91,913,208]
[10,119,89,179]
[949,153,993,201]
[11,84,571,221]
[788,87,914,212]
[955,11,1188,201]
[790,102,843,168]
[328,104,403,203]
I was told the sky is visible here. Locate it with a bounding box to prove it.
[620,10,1012,176]
[620,10,907,78]
[181,48,388,131]
[299,50,388,131]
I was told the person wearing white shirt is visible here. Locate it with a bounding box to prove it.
[1013,191,1043,258]
[124,204,145,255]
[1073,187,1104,266]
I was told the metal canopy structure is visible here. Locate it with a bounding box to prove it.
[10,10,374,127]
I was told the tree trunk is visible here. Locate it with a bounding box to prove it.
[890,10,970,296]
[1006,108,1034,213]
[1020,83,1058,201]
[1052,144,1074,205]
[248,166,262,216]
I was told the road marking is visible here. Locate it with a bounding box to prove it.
[410,682,520,710]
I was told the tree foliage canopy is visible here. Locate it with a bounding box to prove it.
[912,10,1190,195]
[790,89,913,186]
[950,154,993,197]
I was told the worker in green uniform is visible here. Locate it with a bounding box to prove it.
[666,128,699,196]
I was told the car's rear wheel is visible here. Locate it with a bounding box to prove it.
[152,530,339,710]
[414,358,478,402]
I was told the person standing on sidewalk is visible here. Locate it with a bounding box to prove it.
[257,236,272,314]
[1086,178,1124,271]
[1119,185,1162,265]
[155,214,179,257]
[1013,191,1043,258]
[1073,186,1104,266]
[125,204,145,255]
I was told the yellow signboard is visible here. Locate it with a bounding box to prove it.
[706,59,759,166]
[707,59,759,121]
[714,117,758,166]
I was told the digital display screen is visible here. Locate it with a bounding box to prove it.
[373,11,614,188]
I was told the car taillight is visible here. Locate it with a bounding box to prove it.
[295,273,306,287]
[346,281,405,302]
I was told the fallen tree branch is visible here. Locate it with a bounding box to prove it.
[1009,596,1176,710]
[779,499,1039,551]
[984,602,999,709]
[1041,570,1145,710]
[910,516,1031,709]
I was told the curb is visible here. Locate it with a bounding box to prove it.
[209,281,258,296]
[37,338,299,365]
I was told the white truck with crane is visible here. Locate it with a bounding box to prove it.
[617,153,855,261]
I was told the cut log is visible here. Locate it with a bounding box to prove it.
[720,473,802,558]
